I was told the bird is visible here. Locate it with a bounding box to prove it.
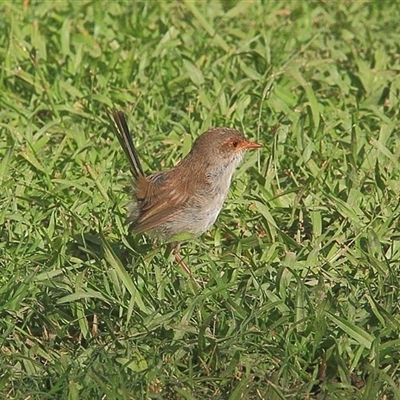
[111,110,261,274]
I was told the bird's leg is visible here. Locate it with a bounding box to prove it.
[170,242,191,275]
[167,242,200,289]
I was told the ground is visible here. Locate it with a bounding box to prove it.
[1,1,400,399]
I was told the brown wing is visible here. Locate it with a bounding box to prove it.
[130,168,193,234]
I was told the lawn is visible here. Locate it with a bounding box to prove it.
[1,1,400,399]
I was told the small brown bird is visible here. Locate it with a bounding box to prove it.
[112,111,261,274]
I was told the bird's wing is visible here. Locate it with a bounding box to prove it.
[130,169,194,234]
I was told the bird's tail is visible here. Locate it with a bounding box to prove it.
[111,110,145,179]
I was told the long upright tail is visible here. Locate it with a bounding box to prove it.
[111,110,145,179]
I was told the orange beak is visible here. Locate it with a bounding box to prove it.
[240,140,262,150]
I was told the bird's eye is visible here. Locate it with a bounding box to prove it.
[232,141,238,148]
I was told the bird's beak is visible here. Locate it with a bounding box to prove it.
[241,140,262,150]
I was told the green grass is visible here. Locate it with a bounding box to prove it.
[1,1,400,399]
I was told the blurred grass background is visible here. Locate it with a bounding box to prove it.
[1,1,400,399]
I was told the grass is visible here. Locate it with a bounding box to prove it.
[1,1,400,399]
